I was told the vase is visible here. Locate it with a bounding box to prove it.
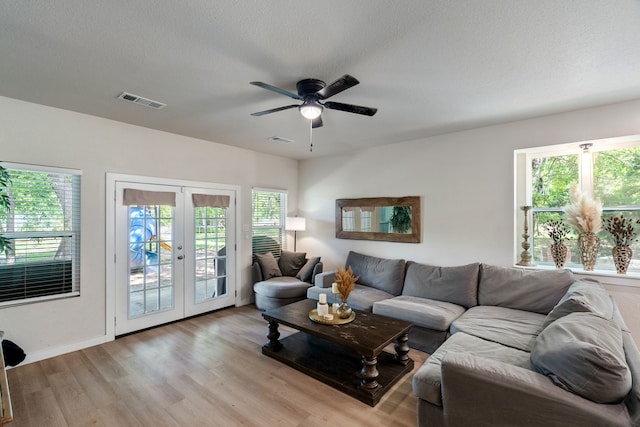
[335,299,353,319]
[578,232,600,271]
[612,245,633,274]
[550,242,567,268]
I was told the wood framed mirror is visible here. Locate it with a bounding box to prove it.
[335,196,421,243]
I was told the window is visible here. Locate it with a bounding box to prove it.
[0,163,81,304]
[518,137,640,273]
[251,188,287,258]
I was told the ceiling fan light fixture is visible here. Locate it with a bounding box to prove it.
[299,100,323,119]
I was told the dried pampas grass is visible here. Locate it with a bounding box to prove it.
[564,183,602,234]
[335,266,359,301]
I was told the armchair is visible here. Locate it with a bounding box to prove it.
[252,250,322,311]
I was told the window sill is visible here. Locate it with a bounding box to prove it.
[514,263,640,288]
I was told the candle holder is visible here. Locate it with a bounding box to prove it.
[331,282,340,313]
[516,205,533,266]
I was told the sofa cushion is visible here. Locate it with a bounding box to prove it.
[373,296,466,331]
[531,312,631,404]
[478,264,574,314]
[402,261,479,308]
[451,306,546,352]
[542,279,613,329]
[278,250,307,277]
[413,332,532,406]
[253,276,311,299]
[256,252,282,280]
[345,251,406,296]
[296,256,321,282]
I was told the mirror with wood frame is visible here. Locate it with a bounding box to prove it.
[335,196,421,243]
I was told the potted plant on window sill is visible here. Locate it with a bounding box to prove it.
[564,184,602,271]
[604,215,640,274]
[544,220,569,268]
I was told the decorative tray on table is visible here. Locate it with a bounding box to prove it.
[309,309,356,325]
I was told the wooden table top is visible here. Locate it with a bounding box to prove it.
[262,299,412,357]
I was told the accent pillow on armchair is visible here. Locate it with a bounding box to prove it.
[278,250,307,277]
[255,252,282,280]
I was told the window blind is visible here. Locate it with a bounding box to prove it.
[251,189,286,258]
[0,164,81,304]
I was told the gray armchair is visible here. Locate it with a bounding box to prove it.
[252,250,322,310]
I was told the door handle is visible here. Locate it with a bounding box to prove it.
[177,255,184,260]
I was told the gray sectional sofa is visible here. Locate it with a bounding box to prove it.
[308,251,640,427]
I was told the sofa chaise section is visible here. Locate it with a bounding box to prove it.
[414,267,640,427]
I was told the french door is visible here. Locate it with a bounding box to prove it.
[114,180,235,335]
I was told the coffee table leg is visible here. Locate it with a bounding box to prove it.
[394,333,410,366]
[360,355,380,390]
[265,320,283,351]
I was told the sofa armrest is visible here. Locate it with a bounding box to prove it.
[314,270,335,288]
[309,262,323,283]
[440,353,630,427]
[251,261,264,284]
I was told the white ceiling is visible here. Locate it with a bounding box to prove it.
[2,1,640,160]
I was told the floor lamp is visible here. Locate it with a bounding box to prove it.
[286,217,306,252]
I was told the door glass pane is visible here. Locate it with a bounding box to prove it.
[128,206,174,318]
[194,206,227,303]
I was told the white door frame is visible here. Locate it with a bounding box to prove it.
[106,173,241,339]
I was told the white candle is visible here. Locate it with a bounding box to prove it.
[331,282,338,294]
[319,293,327,304]
[317,301,328,316]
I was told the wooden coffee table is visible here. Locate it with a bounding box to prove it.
[261,299,413,406]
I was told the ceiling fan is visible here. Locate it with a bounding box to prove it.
[250,74,377,128]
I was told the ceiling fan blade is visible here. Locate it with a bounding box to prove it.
[316,74,359,99]
[250,104,298,116]
[312,116,323,128]
[324,101,377,116]
[250,81,301,100]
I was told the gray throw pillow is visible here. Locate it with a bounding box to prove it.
[345,251,406,296]
[256,252,282,280]
[296,256,321,283]
[531,312,631,404]
[402,261,479,308]
[278,250,307,277]
[478,264,574,314]
[542,279,613,329]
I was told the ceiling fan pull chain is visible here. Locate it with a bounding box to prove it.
[309,120,313,152]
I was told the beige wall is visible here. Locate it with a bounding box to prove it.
[0,96,298,362]
[298,98,640,342]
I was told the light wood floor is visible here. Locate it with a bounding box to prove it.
[7,304,428,426]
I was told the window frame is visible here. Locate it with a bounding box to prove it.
[0,162,82,306]
[516,135,640,277]
[251,188,287,258]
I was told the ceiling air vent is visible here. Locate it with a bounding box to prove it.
[117,92,166,109]
[268,136,294,144]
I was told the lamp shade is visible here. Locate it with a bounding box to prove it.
[286,217,306,231]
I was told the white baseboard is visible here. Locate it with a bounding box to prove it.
[14,334,113,367]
